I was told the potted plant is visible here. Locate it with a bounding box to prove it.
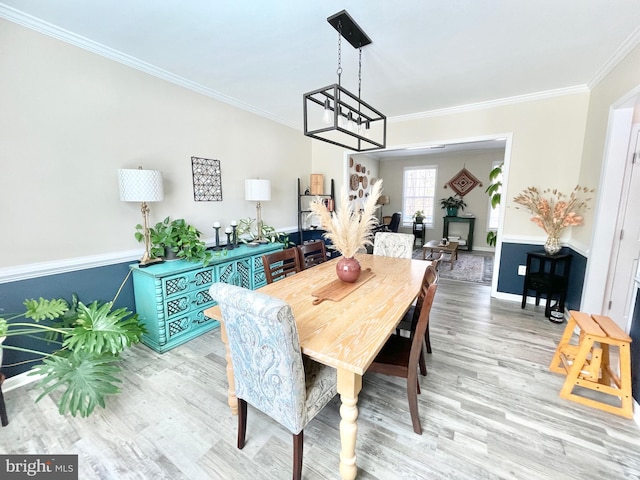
[485,163,503,247]
[137,217,212,264]
[236,217,293,246]
[309,180,382,282]
[0,294,145,417]
[413,210,425,223]
[439,196,466,217]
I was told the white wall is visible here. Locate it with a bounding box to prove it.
[577,43,640,315]
[312,92,591,247]
[0,19,312,268]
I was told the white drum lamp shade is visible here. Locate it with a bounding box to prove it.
[118,169,164,202]
[244,179,271,202]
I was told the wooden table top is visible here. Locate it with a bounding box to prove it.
[204,253,428,376]
[423,240,459,253]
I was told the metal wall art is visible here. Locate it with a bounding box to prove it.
[191,157,222,201]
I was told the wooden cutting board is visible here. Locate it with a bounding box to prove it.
[311,268,375,305]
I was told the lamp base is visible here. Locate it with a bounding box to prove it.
[138,257,164,268]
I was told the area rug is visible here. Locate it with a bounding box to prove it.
[412,248,494,285]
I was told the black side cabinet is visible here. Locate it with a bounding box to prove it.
[521,251,572,318]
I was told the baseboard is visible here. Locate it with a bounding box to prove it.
[3,370,42,393]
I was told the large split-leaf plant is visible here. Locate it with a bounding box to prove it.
[485,163,503,247]
[0,295,145,417]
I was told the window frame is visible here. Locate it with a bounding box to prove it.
[401,165,438,228]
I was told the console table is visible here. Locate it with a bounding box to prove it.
[521,251,572,318]
[130,242,283,353]
[443,216,475,251]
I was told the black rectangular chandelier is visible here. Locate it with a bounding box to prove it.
[303,10,386,152]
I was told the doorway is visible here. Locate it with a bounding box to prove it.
[346,134,511,294]
[603,125,640,328]
[582,86,640,329]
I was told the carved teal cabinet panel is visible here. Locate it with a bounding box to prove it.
[131,242,283,353]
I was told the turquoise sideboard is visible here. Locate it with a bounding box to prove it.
[130,242,283,353]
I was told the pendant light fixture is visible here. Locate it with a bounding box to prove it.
[303,10,386,152]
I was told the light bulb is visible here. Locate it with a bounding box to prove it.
[347,111,356,132]
[338,107,348,128]
[322,98,332,125]
[364,120,371,139]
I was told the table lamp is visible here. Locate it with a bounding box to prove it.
[119,167,164,266]
[377,195,390,221]
[245,178,271,242]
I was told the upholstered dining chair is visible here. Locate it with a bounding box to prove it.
[209,282,337,480]
[296,240,327,270]
[367,265,438,435]
[373,232,414,259]
[262,247,301,284]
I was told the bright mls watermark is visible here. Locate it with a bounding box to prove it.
[0,455,78,479]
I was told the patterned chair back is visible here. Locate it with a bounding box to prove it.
[209,282,307,434]
[373,232,414,259]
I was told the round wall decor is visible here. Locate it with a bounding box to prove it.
[350,174,359,190]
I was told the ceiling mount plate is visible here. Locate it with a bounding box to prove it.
[327,10,372,49]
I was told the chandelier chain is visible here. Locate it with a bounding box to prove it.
[358,46,362,102]
[336,21,343,84]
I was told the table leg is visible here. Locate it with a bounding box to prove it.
[220,322,238,415]
[337,369,362,480]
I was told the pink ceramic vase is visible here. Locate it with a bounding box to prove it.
[336,256,361,283]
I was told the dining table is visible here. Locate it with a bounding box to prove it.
[204,252,429,480]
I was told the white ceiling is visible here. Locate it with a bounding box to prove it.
[2,0,640,131]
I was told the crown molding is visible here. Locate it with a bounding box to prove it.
[389,85,590,123]
[0,5,299,131]
[589,24,640,89]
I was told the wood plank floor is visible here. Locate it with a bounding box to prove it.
[2,279,640,479]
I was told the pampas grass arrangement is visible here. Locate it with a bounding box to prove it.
[309,179,383,258]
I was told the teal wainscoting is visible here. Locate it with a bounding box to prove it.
[497,242,587,311]
[0,262,135,378]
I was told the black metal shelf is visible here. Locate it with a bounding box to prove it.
[297,177,335,246]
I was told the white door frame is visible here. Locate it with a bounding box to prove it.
[581,86,640,315]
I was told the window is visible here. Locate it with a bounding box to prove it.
[487,161,503,231]
[402,166,437,227]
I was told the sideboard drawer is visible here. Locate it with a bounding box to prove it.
[166,307,216,344]
[162,268,214,298]
[165,287,214,319]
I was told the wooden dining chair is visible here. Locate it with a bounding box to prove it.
[209,282,337,480]
[296,240,327,270]
[262,247,301,284]
[372,232,414,259]
[368,265,438,435]
[396,251,441,359]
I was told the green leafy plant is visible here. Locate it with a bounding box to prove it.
[236,217,293,246]
[137,216,212,264]
[0,295,145,417]
[485,163,503,247]
[439,196,467,210]
[413,210,425,220]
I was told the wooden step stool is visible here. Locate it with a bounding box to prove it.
[549,310,633,418]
